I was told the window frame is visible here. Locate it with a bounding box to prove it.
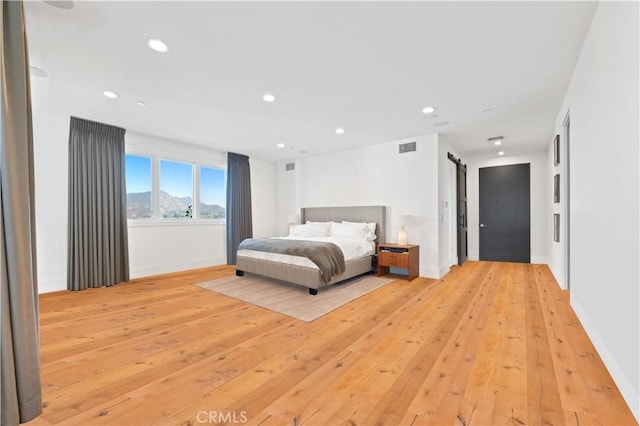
[124,153,153,220]
[125,150,226,226]
[197,164,227,221]
[158,158,194,219]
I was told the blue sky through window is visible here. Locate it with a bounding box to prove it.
[160,160,192,197]
[200,167,225,206]
[125,154,151,193]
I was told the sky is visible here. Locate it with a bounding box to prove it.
[125,154,226,206]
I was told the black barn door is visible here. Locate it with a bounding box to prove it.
[457,164,468,264]
[479,164,530,263]
[448,153,468,265]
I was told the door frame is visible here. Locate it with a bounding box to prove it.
[478,163,531,263]
[448,161,458,266]
[448,153,468,265]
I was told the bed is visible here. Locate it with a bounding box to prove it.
[235,205,386,295]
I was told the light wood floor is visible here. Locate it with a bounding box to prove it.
[26,261,636,425]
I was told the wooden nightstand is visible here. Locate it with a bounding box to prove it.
[377,243,420,281]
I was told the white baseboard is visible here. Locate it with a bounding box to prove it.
[419,264,441,279]
[438,263,452,278]
[38,276,67,294]
[530,255,548,264]
[38,258,228,294]
[130,257,226,279]
[572,299,639,422]
[547,263,568,290]
[464,252,547,265]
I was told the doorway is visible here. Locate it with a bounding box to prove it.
[448,153,468,265]
[479,163,530,263]
[448,161,458,266]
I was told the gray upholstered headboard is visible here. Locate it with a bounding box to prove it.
[300,205,386,244]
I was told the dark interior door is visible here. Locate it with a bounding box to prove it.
[479,164,530,263]
[457,165,468,264]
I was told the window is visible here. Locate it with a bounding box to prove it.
[160,160,193,218]
[199,166,226,220]
[125,154,226,222]
[125,154,152,219]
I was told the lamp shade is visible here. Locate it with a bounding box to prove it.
[397,214,415,245]
[398,226,408,245]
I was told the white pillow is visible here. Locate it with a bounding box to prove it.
[306,220,337,234]
[291,223,329,237]
[342,221,377,241]
[330,222,370,240]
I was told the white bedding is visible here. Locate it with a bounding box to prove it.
[237,236,375,270]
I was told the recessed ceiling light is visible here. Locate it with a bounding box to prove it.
[262,94,276,103]
[29,66,48,78]
[103,90,119,99]
[147,38,169,53]
[43,1,75,9]
[498,151,505,156]
[335,128,345,135]
[494,141,502,146]
[422,106,436,114]
[136,101,146,106]
[276,143,285,148]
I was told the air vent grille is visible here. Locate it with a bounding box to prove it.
[285,162,295,171]
[399,142,417,153]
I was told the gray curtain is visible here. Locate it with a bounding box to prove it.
[67,117,129,291]
[1,1,43,424]
[226,152,253,264]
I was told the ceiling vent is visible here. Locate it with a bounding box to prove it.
[488,135,504,142]
[285,162,295,171]
[399,141,416,154]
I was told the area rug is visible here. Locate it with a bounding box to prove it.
[194,273,393,322]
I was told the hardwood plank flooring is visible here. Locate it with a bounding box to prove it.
[25,262,637,425]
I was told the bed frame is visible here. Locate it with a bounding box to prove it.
[235,205,386,295]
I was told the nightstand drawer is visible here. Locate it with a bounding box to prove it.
[377,243,419,281]
[378,251,410,268]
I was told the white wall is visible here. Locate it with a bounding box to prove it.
[550,1,639,419]
[249,157,278,238]
[276,134,443,278]
[466,152,548,264]
[127,222,227,278]
[32,116,277,292]
[547,136,564,288]
[276,161,299,236]
[32,109,69,294]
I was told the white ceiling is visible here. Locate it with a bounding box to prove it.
[25,1,597,162]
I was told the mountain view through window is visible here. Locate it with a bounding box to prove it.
[125,154,226,221]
